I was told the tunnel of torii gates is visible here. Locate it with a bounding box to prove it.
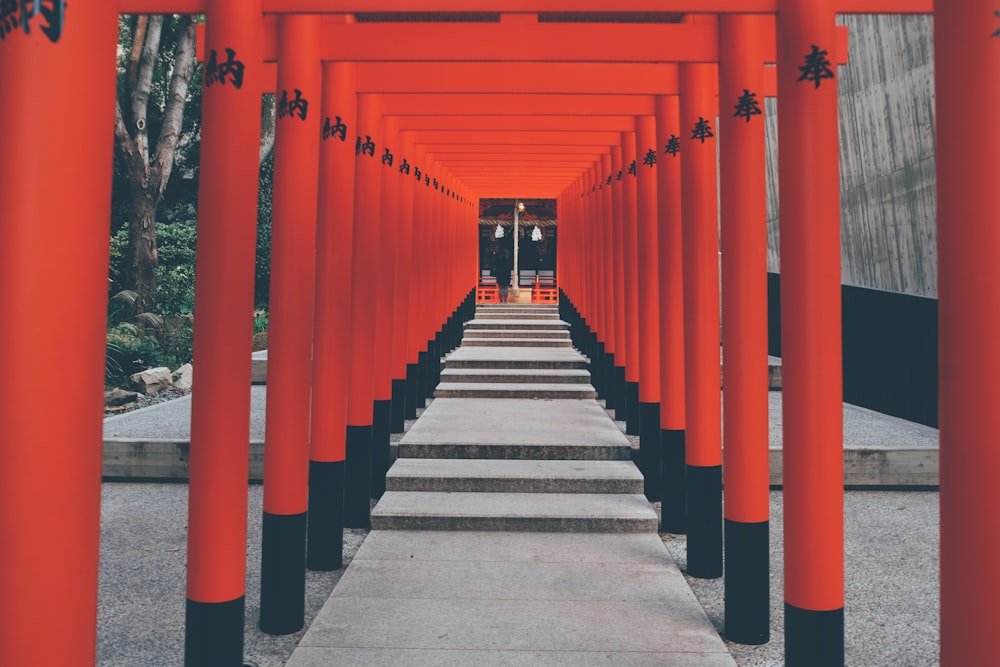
[0,0,994,665]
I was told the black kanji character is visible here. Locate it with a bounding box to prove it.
[433,178,439,190]
[993,11,1000,37]
[322,116,348,142]
[606,175,612,186]
[205,48,245,89]
[643,149,657,168]
[627,160,637,176]
[37,0,65,43]
[278,89,309,121]
[414,166,422,181]
[616,169,623,181]
[691,117,714,143]
[0,0,18,39]
[399,159,411,175]
[355,136,362,155]
[425,175,430,187]
[733,89,762,122]
[797,45,835,88]
[360,135,375,157]
[382,148,393,167]
[664,135,681,157]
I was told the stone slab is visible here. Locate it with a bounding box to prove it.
[287,531,733,665]
[439,368,591,384]
[445,346,589,369]
[462,328,570,338]
[434,382,597,399]
[398,398,631,461]
[461,337,571,347]
[385,458,644,493]
[370,491,658,531]
[251,349,267,384]
[464,319,568,329]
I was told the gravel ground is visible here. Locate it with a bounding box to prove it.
[97,396,939,666]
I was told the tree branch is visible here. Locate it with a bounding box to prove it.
[130,14,163,165]
[114,100,146,185]
[259,94,276,164]
[125,15,148,102]
[150,14,197,200]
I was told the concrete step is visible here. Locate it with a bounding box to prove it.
[371,491,658,532]
[435,382,598,399]
[461,337,572,347]
[439,368,591,384]
[464,319,569,330]
[385,459,644,494]
[475,312,561,320]
[462,329,570,340]
[444,347,589,370]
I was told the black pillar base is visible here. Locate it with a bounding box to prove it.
[416,350,430,404]
[307,460,344,571]
[602,351,617,410]
[592,341,606,400]
[724,519,770,645]
[344,425,372,529]
[371,400,392,498]
[390,378,406,433]
[404,363,419,419]
[614,366,628,422]
[625,381,641,436]
[686,464,722,579]
[785,604,844,667]
[184,597,245,667]
[260,511,306,635]
[660,429,687,534]
[639,402,661,501]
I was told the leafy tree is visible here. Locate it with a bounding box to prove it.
[113,15,199,312]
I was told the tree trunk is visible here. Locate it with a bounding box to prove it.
[126,187,160,312]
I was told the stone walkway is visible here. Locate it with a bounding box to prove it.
[285,303,735,666]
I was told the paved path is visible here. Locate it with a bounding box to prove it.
[285,303,736,665]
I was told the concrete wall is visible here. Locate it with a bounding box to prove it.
[765,14,937,297]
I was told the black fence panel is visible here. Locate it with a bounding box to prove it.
[766,273,938,428]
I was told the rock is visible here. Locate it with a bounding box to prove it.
[105,387,141,407]
[172,363,194,391]
[130,366,173,395]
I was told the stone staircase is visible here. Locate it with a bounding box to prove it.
[286,302,735,665]
[372,302,655,532]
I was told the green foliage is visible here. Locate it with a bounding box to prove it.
[255,152,274,308]
[253,310,269,334]
[106,290,194,387]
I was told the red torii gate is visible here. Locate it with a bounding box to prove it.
[1,2,991,667]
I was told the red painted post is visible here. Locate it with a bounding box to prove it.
[777,0,844,662]
[345,93,383,529]
[185,1,263,663]
[935,1,1000,664]
[635,115,662,501]
[655,94,687,534]
[621,132,641,436]
[371,116,400,498]
[0,7,117,665]
[611,144,628,422]
[259,14,321,636]
[390,138,417,433]
[719,13,771,646]
[308,60,357,571]
[679,62,723,580]
[403,145,428,420]
[598,153,617,409]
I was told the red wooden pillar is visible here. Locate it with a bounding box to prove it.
[390,138,417,433]
[611,145,628,422]
[635,115,662,501]
[0,7,117,665]
[655,94,687,534]
[308,60,357,571]
[260,13,321,636]
[719,13,771,646]
[777,0,843,662]
[598,152,617,409]
[185,1,262,663]
[679,62,723,580]
[344,93,383,529]
[622,132,641,436]
[935,1,1000,663]
[403,144,426,419]
[371,116,400,498]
